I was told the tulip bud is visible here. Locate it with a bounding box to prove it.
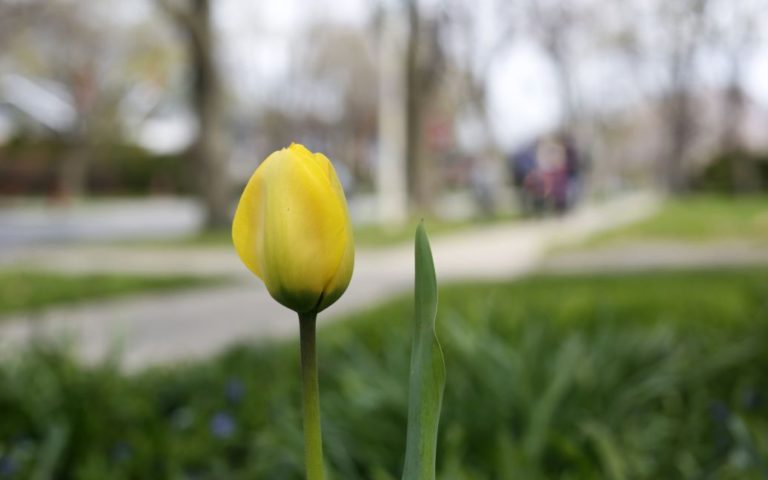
[232,143,355,314]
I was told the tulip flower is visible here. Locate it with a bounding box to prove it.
[232,143,354,480]
[232,143,354,315]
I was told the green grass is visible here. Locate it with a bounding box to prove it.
[0,271,219,316]
[353,214,517,247]
[128,214,518,249]
[1,268,767,478]
[590,194,768,245]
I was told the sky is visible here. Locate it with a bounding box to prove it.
[210,0,768,150]
[4,0,767,152]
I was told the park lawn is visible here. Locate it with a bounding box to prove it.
[128,213,518,249]
[0,271,219,316]
[590,194,768,245]
[1,267,767,478]
[352,213,517,247]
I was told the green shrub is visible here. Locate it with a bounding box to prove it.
[0,136,192,196]
[89,143,193,195]
[0,269,767,479]
[694,150,768,194]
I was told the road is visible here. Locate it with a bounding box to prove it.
[0,197,203,261]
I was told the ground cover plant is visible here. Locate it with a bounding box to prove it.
[230,143,445,479]
[0,267,766,479]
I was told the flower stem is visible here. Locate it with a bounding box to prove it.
[299,312,325,480]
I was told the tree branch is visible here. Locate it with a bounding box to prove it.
[154,0,201,38]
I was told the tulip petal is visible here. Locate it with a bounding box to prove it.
[232,164,265,279]
[315,152,354,312]
[233,144,354,314]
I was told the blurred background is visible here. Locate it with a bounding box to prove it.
[0,0,767,478]
[1,0,767,231]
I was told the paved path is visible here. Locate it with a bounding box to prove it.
[539,240,768,273]
[0,198,203,254]
[0,193,660,370]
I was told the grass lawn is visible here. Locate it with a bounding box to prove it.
[1,268,767,478]
[127,213,518,249]
[352,214,517,247]
[0,271,219,316]
[590,194,768,245]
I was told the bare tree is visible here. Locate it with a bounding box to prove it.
[1,1,123,197]
[375,2,409,224]
[156,0,231,228]
[441,0,517,152]
[2,0,190,201]
[608,0,714,192]
[664,0,712,192]
[0,1,45,47]
[403,0,445,210]
[709,0,765,192]
[300,24,379,182]
[523,0,582,129]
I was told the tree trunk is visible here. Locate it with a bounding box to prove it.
[722,78,759,193]
[548,41,576,133]
[57,140,89,200]
[187,0,230,229]
[660,0,710,195]
[159,0,231,228]
[56,64,96,199]
[665,89,695,193]
[376,3,409,225]
[404,0,432,212]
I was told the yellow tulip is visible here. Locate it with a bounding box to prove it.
[232,143,354,314]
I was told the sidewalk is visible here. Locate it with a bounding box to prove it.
[539,240,768,274]
[0,193,660,370]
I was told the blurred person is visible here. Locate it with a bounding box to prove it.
[561,133,583,209]
[508,140,538,214]
[509,133,585,216]
[532,135,568,213]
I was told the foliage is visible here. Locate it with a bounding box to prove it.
[0,269,767,478]
[402,223,444,480]
[95,144,193,195]
[0,271,217,317]
[693,151,768,194]
[0,137,191,196]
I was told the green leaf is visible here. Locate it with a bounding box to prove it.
[402,222,446,480]
[32,422,68,480]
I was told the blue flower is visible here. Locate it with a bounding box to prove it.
[709,400,732,453]
[0,456,17,478]
[741,388,762,411]
[210,411,236,439]
[225,378,245,404]
[111,442,132,463]
[709,400,730,425]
